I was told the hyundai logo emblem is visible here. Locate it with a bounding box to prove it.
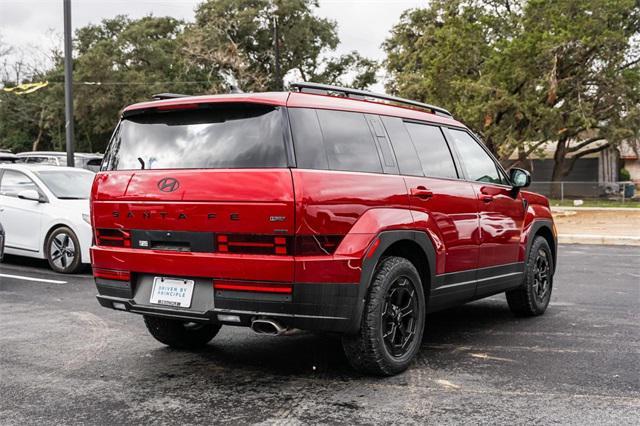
[157,177,179,192]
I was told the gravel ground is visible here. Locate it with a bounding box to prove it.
[0,244,638,425]
[553,209,640,237]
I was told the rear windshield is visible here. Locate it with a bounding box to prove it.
[102,104,286,171]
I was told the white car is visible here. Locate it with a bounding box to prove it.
[0,164,94,273]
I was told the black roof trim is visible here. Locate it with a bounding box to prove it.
[290,82,453,118]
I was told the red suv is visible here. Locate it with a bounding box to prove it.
[91,83,557,375]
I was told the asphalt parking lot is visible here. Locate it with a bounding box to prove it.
[0,244,638,425]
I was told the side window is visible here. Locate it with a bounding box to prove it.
[288,108,329,170]
[446,129,502,184]
[380,116,423,176]
[315,110,383,173]
[0,170,39,197]
[405,122,458,179]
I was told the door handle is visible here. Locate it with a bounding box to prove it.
[479,186,495,203]
[410,186,433,199]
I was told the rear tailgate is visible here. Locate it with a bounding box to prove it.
[91,168,295,282]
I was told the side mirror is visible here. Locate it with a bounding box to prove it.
[17,189,44,203]
[509,168,531,189]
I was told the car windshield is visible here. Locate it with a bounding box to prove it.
[35,170,94,199]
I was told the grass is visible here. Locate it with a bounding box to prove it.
[548,199,640,208]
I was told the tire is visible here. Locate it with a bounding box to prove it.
[45,226,82,274]
[506,236,554,316]
[143,316,221,349]
[342,256,426,376]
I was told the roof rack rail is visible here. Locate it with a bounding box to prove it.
[151,93,189,100]
[290,82,452,118]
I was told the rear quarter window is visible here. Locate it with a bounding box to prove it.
[290,108,383,174]
[102,104,287,171]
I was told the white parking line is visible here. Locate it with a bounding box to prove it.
[0,273,67,284]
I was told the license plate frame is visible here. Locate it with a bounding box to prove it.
[149,277,195,308]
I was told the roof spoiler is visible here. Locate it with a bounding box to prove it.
[151,93,189,100]
[290,82,453,118]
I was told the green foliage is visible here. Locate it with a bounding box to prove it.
[620,168,631,181]
[183,0,377,90]
[71,15,214,151]
[384,0,640,179]
[0,2,377,153]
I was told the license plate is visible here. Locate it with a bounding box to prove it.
[150,277,195,308]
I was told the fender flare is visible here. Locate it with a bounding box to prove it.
[346,230,437,334]
[524,219,557,273]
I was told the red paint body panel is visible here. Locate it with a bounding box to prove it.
[404,176,480,274]
[518,191,554,263]
[472,183,526,268]
[291,169,411,284]
[291,169,410,235]
[92,169,295,235]
[91,246,295,282]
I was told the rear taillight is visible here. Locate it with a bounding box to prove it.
[216,234,291,255]
[96,228,131,248]
[93,268,130,281]
[214,279,292,294]
[214,234,343,256]
[216,234,342,256]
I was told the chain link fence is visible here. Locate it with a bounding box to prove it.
[529,181,638,203]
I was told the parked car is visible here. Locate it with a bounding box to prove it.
[0,164,94,273]
[90,83,557,376]
[16,151,103,171]
[0,150,18,163]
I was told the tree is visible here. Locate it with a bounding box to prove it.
[182,0,377,91]
[1,16,216,154]
[71,15,216,152]
[1,4,378,154]
[0,38,60,153]
[384,0,640,181]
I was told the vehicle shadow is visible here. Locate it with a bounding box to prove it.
[1,254,51,270]
[160,297,520,379]
[0,254,92,275]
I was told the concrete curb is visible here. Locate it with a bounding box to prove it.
[551,206,640,212]
[558,234,640,246]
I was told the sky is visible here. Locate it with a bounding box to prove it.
[0,0,425,92]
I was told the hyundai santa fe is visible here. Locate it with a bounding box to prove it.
[91,83,557,376]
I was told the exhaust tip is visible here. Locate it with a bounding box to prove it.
[251,318,285,335]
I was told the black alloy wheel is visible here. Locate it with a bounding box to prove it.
[381,277,419,358]
[506,236,554,316]
[532,248,551,303]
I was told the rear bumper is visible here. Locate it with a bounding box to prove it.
[96,278,360,333]
[90,244,366,333]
